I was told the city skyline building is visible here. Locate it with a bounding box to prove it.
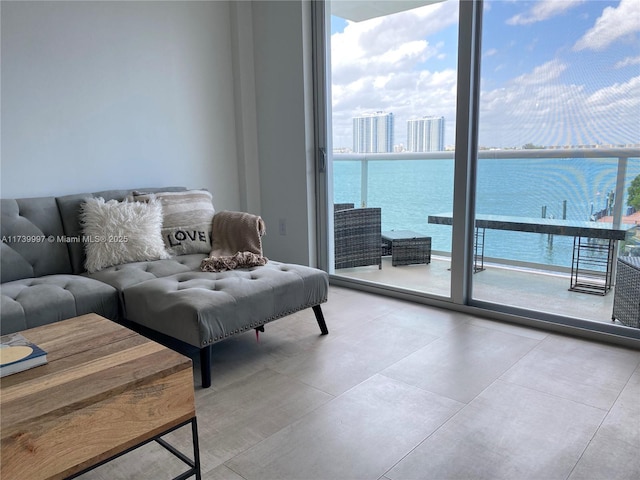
[352,112,394,153]
[407,116,445,152]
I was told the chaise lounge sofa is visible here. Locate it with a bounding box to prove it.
[1,187,329,387]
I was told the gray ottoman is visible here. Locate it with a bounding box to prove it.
[382,230,432,266]
[122,262,329,387]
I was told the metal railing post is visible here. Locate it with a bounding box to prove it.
[361,156,369,207]
[613,156,628,229]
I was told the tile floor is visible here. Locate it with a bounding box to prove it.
[80,286,639,480]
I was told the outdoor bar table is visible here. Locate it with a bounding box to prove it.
[428,213,632,295]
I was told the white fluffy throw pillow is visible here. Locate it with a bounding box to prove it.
[80,197,170,273]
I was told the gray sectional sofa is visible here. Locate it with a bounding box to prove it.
[1,187,329,387]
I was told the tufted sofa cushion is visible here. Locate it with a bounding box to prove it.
[1,197,73,283]
[0,275,119,334]
[86,254,206,291]
[122,261,329,348]
[85,254,207,316]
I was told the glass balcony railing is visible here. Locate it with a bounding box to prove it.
[333,147,640,273]
[332,147,639,327]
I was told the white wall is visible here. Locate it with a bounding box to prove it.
[1,0,319,266]
[251,0,317,265]
[229,0,262,215]
[1,0,241,211]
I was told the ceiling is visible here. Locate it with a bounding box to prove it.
[330,0,445,22]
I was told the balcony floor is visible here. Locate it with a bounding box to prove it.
[336,255,618,325]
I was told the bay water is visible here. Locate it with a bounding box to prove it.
[334,157,640,268]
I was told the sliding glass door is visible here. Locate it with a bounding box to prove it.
[316,0,639,339]
[471,0,640,328]
[327,0,459,298]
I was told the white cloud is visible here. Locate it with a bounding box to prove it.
[331,1,457,81]
[330,0,459,148]
[512,59,568,86]
[586,75,640,110]
[615,55,640,68]
[478,62,640,147]
[573,0,640,51]
[378,40,430,68]
[484,48,498,58]
[330,0,640,149]
[507,0,584,26]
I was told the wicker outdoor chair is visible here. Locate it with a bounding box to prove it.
[612,256,640,328]
[334,206,382,269]
[334,203,355,211]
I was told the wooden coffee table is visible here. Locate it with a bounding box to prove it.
[0,313,200,480]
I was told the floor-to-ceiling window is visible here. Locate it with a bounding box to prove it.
[316,0,640,341]
[328,0,459,298]
[470,0,640,330]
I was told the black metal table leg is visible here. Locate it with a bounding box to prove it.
[65,417,201,480]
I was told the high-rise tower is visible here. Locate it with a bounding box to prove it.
[352,112,394,153]
[407,116,445,152]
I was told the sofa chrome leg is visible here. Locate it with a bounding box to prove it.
[312,305,329,335]
[200,346,212,388]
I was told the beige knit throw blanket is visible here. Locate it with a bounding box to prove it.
[200,211,268,272]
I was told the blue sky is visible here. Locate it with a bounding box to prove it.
[329,0,640,149]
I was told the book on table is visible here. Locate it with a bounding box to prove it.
[0,332,48,377]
